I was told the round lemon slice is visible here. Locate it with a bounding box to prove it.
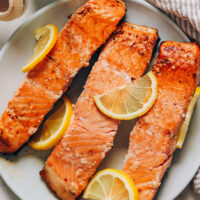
[177,87,200,149]
[83,168,139,200]
[94,71,158,120]
[22,24,58,73]
[29,96,73,150]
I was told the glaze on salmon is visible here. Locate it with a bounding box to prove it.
[0,0,126,153]
[40,22,158,200]
[122,41,200,200]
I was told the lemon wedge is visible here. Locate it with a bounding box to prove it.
[94,71,158,120]
[177,87,200,149]
[83,168,139,200]
[29,96,73,150]
[22,24,58,73]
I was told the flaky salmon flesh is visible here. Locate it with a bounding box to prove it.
[122,41,200,200]
[40,22,158,200]
[0,0,126,153]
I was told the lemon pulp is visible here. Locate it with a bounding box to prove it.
[177,87,200,149]
[29,96,73,150]
[94,71,158,120]
[22,24,58,73]
[83,168,139,200]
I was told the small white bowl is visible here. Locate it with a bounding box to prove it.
[0,0,28,21]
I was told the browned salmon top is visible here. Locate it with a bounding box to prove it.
[0,0,126,153]
[40,22,158,200]
[122,41,200,200]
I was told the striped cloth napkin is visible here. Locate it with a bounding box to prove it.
[147,0,200,42]
[147,0,200,194]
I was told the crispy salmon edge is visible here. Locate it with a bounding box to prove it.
[0,0,126,153]
[158,40,200,84]
[122,41,200,200]
[40,23,159,200]
[40,165,76,200]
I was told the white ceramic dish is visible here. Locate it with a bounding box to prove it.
[0,0,199,200]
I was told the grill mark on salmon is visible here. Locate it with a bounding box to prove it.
[122,41,200,200]
[0,0,126,153]
[40,22,158,200]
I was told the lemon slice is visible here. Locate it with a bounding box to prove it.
[22,24,58,73]
[83,168,139,200]
[29,96,73,150]
[177,87,200,149]
[94,71,158,120]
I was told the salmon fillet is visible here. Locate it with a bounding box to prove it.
[0,0,126,153]
[122,41,200,200]
[40,22,158,200]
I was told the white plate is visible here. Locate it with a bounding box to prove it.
[0,0,199,200]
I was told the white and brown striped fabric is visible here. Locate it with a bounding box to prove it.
[194,168,200,194]
[147,0,200,194]
[147,0,200,42]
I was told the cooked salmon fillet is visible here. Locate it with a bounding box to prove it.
[122,41,200,200]
[40,22,158,200]
[0,0,126,153]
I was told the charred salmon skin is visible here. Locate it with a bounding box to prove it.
[122,41,200,200]
[40,22,158,200]
[0,0,126,153]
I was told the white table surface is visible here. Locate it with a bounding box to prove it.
[0,0,200,200]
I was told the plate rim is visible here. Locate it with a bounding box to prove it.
[0,0,197,200]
